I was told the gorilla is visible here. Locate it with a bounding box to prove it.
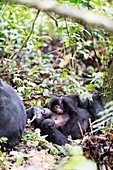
[46,94,91,139]
[41,119,69,145]
[26,106,69,145]
[0,79,26,150]
[26,92,104,145]
[26,106,52,129]
[84,92,104,121]
[44,92,104,139]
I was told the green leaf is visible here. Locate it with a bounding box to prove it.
[85,84,97,90]
[10,151,24,164]
[59,59,65,68]
[56,27,66,33]
[5,11,10,18]
[43,89,50,96]
[0,137,8,143]
[96,52,102,59]
[56,27,62,33]
[45,98,50,103]
[91,0,101,6]
[38,36,52,41]
[66,38,70,48]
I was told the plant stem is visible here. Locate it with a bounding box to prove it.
[1,10,40,73]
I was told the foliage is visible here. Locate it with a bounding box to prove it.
[0,0,113,107]
[0,137,8,144]
[0,0,113,169]
[9,151,24,164]
[55,145,97,170]
[22,128,69,156]
[0,137,8,155]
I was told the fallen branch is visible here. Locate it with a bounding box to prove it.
[10,0,113,33]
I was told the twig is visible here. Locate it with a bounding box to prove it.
[64,18,70,38]
[83,123,86,134]
[45,47,64,55]
[64,18,72,69]
[89,118,93,136]
[45,11,58,27]
[52,47,63,68]
[1,10,40,73]
[78,121,84,137]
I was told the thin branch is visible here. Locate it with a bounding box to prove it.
[45,11,58,27]
[64,18,70,38]
[9,0,113,33]
[1,10,40,73]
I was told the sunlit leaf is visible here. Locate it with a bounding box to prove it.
[85,84,97,90]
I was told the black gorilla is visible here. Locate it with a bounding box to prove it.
[84,92,104,121]
[26,106,52,129]
[49,94,91,139]
[26,106,69,145]
[45,93,104,139]
[26,92,104,145]
[41,119,69,145]
[0,79,26,150]
[44,97,64,114]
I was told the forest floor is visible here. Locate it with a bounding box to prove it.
[0,127,112,169]
[0,39,113,170]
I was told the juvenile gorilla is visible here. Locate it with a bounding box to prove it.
[26,92,104,145]
[46,93,104,139]
[47,94,91,139]
[84,92,104,121]
[41,119,69,145]
[26,106,52,129]
[0,79,26,150]
[26,106,69,145]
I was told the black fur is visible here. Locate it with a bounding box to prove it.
[26,92,104,145]
[41,119,69,145]
[84,92,104,121]
[60,95,92,139]
[26,106,52,129]
[0,79,26,150]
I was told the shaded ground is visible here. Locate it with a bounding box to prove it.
[0,126,113,169]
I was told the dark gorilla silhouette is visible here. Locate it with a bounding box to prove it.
[44,97,64,114]
[42,94,91,140]
[26,107,69,145]
[45,93,104,139]
[85,92,104,121]
[56,94,92,139]
[0,79,26,150]
[26,106,52,129]
[26,92,104,145]
[41,119,69,145]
